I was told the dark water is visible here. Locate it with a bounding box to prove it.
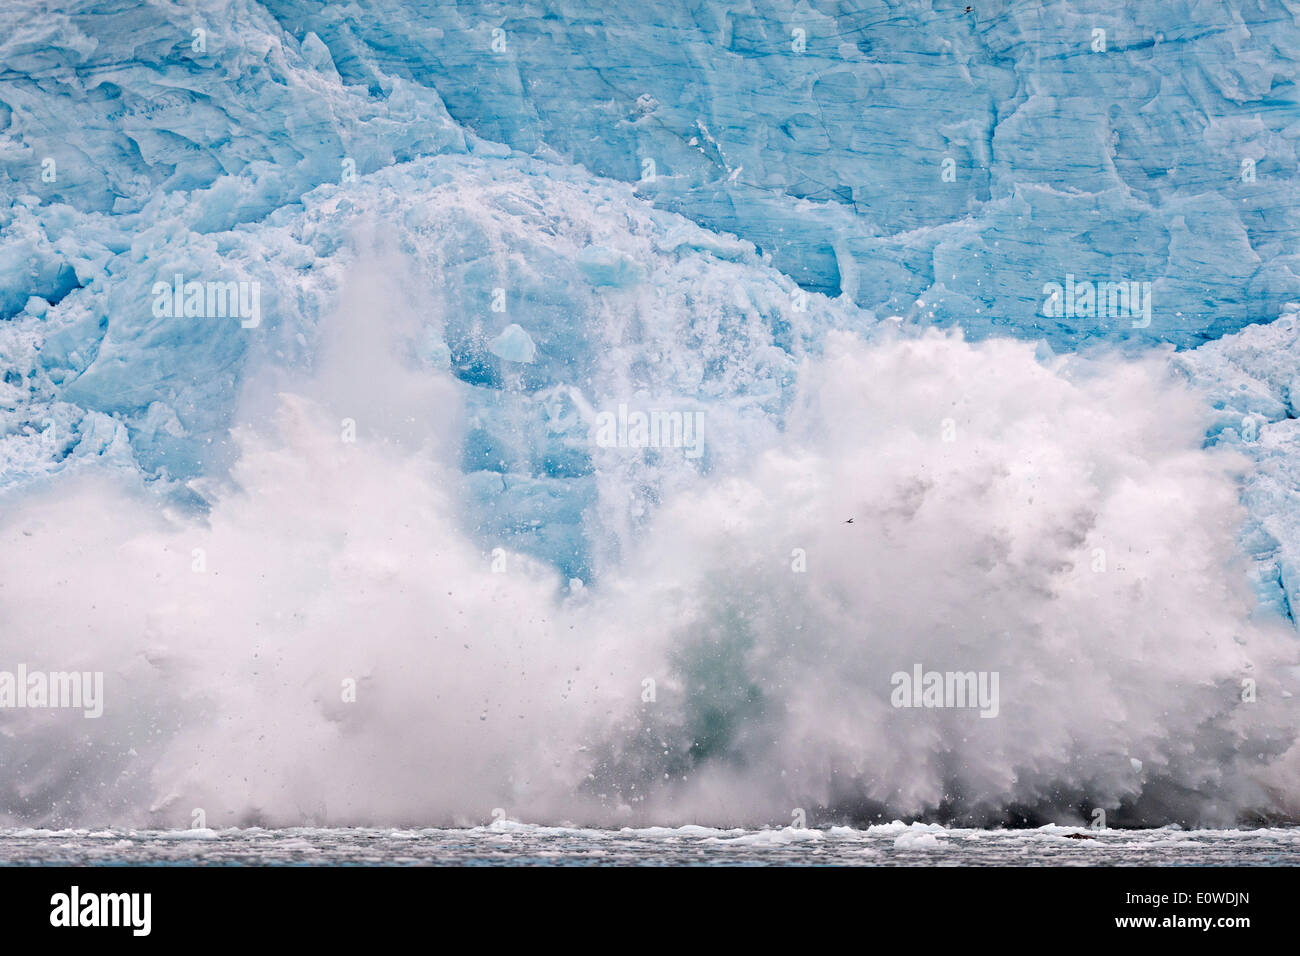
[2,822,1297,865]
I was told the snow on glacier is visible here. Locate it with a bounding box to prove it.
[0,0,1298,827]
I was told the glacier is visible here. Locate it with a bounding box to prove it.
[0,0,1298,828]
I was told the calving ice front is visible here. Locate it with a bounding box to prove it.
[891,664,999,718]
[0,665,102,718]
[151,273,261,328]
[49,887,150,936]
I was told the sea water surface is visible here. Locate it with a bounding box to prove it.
[2,824,1297,866]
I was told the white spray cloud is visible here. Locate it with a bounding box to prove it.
[594,331,1299,826]
[0,272,1295,829]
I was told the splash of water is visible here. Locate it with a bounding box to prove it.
[0,259,1296,829]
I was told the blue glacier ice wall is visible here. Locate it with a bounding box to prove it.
[0,0,1299,828]
[3,0,1299,576]
[259,0,1300,344]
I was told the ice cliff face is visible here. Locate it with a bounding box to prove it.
[10,2,1300,341]
[0,0,1299,827]
[3,0,1299,576]
[264,0,1300,345]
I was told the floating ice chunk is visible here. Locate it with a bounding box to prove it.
[157,828,218,840]
[705,827,823,846]
[867,820,947,836]
[894,831,943,850]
